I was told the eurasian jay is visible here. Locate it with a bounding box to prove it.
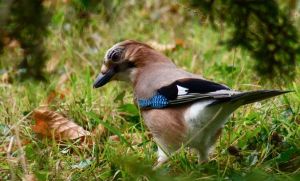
[93,40,289,167]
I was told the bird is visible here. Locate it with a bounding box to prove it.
[93,40,289,167]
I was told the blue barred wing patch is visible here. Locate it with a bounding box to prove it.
[138,94,169,109]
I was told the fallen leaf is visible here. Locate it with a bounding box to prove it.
[0,72,11,84]
[22,174,37,181]
[45,54,60,73]
[32,108,90,140]
[92,124,107,137]
[147,39,184,52]
[175,38,185,47]
[147,40,176,52]
[45,91,58,105]
[44,89,70,105]
[43,73,70,105]
[7,39,20,49]
[57,73,69,87]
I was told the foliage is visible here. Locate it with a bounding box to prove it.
[185,0,300,81]
[70,0,123,20]
[0,0,299,180]
[0,0,51,80]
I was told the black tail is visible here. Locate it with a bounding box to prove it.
[230,90,291,105]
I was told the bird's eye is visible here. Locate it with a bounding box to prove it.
[108,48,123,62]
[111,51,120,62]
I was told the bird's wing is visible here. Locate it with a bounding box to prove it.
[156,78,238,105]
[138,78,289,109]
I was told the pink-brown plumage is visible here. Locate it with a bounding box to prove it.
[142,105,188,150]
[93,40,289,167]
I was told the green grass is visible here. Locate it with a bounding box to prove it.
[1,1,300,180]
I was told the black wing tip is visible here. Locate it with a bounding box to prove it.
[246,90,293,98]
[264,90,293,94]
[247,89,293,93]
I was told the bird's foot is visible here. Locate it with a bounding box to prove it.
[153,159,167,170]
[153,148,169,170]
[198,157,208,164]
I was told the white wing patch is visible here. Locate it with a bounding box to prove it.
[169,89,240,105]
[209,89,239,98]
[177,85,189,95]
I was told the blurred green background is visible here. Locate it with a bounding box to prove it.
[0,0,299,180]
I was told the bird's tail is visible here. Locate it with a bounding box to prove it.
[230,90,290,106]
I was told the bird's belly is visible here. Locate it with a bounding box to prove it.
[183,100,233,148]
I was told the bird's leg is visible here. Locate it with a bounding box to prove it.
[153,147,169,169]
[197,148,208,164]
[197,128,223,164]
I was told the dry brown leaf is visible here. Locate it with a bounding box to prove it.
[92,124,107,138]
[45,54,60,73]
[7,39,20,49]
[57,73,69,87]
[43,73,70,105]
[44,89,70,105]
[32,108,90,140]
[1,72,10,84]
[109,132,152,145]
[175,38,185,47]
[45,91,58,105]
[148,40,176,52]
[72,124,108,148]
[148,39,184,52]
[22,174,37,181]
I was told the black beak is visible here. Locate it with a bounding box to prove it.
[93,67,116,88]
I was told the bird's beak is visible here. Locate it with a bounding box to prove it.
[93,66,116,88]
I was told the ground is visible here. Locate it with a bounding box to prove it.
[0,1,300,180]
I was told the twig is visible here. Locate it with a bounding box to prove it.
[6,136,16,180]
[14,127,28,174]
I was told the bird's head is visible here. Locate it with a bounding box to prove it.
[93,40,169,88]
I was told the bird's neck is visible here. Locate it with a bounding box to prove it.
[133,63,170,97]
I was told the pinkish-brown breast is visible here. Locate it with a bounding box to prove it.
[141,105,190,150]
